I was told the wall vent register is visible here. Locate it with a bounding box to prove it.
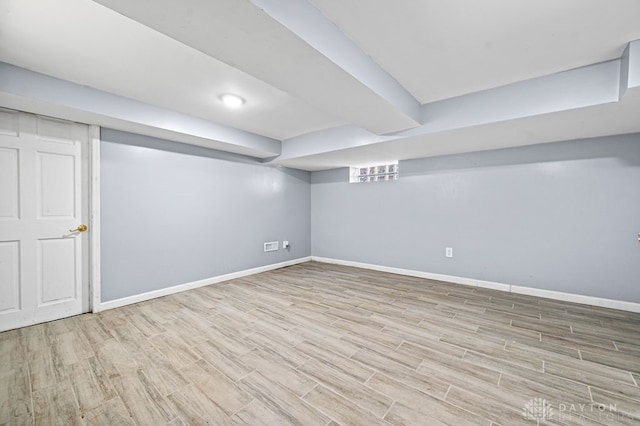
[350,163,398,183]
[264,241,279,252]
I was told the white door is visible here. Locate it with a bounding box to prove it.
[0,108,90,332]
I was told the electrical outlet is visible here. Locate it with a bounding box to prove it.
[283,241,290,249]
[445,247,453,258]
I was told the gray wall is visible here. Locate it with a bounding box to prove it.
[101,129,310,302]
[311,134,640,302]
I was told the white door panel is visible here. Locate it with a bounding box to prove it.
[38,238,77,304]
[0,108,19,137]
[0,147,19,218]
[0,108,89,331]
[38,152,76,218]
[36,115,75,145]
[0,241,20,312]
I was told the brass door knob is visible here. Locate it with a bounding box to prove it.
[69,224,88,232]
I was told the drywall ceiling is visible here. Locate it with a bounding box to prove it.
[1,0,639,170]
[0,0,344,141]
[311,0,640,102]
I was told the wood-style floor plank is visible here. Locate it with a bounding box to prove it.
[0,261,638,425]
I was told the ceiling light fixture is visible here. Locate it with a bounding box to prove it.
[220,93,245,108]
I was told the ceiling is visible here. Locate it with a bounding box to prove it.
[1,0,639,170]
[311,0,640,102]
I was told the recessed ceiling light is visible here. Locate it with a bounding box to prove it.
[220,93,245,108]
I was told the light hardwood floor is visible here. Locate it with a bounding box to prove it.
[1,262,639,425]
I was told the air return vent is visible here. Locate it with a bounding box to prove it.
[264,241,279,252]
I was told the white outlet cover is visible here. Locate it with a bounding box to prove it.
[446,247,453,258]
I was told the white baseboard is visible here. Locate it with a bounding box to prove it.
[99,257,311,311]
[98,255,640,314]
[311,256,640,313]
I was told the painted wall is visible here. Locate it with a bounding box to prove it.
[101,129,310,302]
[311,134,640,302]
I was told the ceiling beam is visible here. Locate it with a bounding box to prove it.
[273,53,637,169]
[248,0,421,123]
[0,62,280,158]
[92,0,420,135]
[620,39,640,99]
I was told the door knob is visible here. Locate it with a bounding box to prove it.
[69,224,88,232]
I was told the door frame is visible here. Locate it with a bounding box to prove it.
[0,106,103,326]
[89,125,102,313]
